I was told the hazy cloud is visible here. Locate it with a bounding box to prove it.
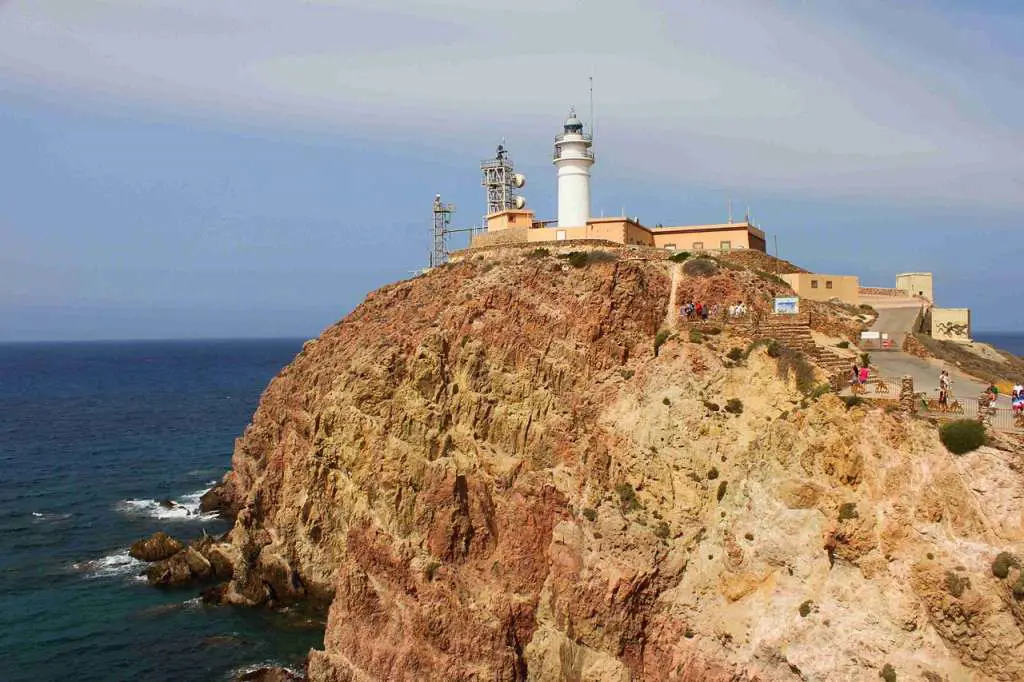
[1,0,1022,206]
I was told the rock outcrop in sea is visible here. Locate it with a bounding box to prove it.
[188,245,1024,680]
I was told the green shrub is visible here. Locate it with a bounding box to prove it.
[615,482,638,511]
[836,341,850,349]
[662,397,671,406]
[689,329,704,344]
[619,369,634,380]
[668,251,691,263]
[724,398,744,414]
[743,338,780,359]
[582,507,597,522]
[703,326,721,335]
[799,600,813,618]
[717,481,727,502]
[992,552,1020,579]
[726,348,743,362]
[712,257,743,271]
[654,330,670,357]
[682,257,719,277]
[842,395,864,409]
[944,570,969,598]
[703,400,720,412]
[940,420,986,455]
[528,247,550,258]
[425,561,441,581]
[809,383,832,400]
[1012,573,1024,599]
[566,251,588,268]
[776,346,816,394]
[587,250,618,264]
[707,467,719,480]
[838,502,858,521]
[880,663,896,682]
[860,352,871,368]
[654,521,670,539]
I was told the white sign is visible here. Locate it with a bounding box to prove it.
[861,331,881,340]
[773,297,799,314]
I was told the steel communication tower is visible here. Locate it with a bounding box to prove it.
[480,142,526,216]
[431,194,455,268]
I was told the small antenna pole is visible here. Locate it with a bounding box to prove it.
[589,76,594,140]
[727,197,733,224]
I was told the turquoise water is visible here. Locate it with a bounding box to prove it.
[0,340,323,681]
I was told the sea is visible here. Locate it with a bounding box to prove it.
[0,339,323,682]
[974,332,1024,358]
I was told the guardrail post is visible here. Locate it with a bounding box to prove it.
[899,375,916,414]
[978,393,992,426]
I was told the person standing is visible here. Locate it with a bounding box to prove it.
[938,370,950,409]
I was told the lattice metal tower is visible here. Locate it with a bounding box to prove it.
[431,194,455,268]
[480,142,526,215]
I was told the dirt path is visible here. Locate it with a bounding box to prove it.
[665,263,680,330]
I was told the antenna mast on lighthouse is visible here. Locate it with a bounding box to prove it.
[480,141,527,216]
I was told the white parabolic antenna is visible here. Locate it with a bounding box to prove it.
[514,195,527,209]
[512,173,527,188]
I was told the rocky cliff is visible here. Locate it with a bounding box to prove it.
[206,246,1024,681]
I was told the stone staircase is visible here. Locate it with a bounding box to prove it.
[744,316,852,376]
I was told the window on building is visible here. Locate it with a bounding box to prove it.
[720,240,731,251]
[664,244,676,251]
[826,281,833,289]
[556,230,567,241]
[693,241,704,251]
[508,214,516,223]
[811,280,819,289]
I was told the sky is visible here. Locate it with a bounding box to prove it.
[1,0,1022,341]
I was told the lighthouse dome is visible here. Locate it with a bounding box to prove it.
[563,107,584,133]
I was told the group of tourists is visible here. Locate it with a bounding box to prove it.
[680,301,712,321]
[1012,384,1024,414]
[850,363,870,386]
[679,301,749,322]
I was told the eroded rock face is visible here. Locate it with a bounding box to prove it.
[210,248,1024,681]
[145,537,238,587]
[129,531,184,562]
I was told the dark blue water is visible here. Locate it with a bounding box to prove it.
[0,339,323,682]
[975,332,1024,357]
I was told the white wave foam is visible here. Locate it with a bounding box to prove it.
[228,662,302,681]
[72,550,145,580]
[31,511,73,522]
[116,486,218,522]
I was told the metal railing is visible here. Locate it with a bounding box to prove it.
[844,375,901,399]
[918,394,1024,432]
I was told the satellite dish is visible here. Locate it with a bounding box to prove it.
[512,173,527,188]
[514,196,527,209]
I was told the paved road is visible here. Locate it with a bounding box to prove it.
[856,295,1006,403]
[865,296,925,348]
[868,351,988,398]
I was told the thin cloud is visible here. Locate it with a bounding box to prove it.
[1,0,1021,206]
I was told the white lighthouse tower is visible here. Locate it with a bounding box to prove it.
[553,107,594,228]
